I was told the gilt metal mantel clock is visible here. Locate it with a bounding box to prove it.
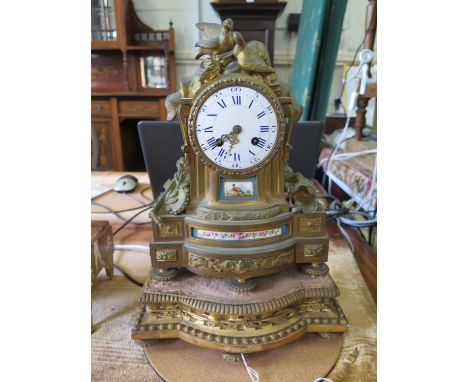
[132,20,347,354]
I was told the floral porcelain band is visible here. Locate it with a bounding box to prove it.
[192,226,285,241]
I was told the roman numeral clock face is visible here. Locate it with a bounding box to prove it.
[193,86,280,173]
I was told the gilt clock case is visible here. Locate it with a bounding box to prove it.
[132,20,347,354]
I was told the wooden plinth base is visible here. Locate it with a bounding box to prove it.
[144,333,343,382]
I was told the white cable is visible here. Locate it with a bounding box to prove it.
[325,61,376,210]
[240,353,259,382]
[347,91,359,112]
[329,92,356,159]
[326,114,353,195]
[330,149,377,159]
[114,244,149,252]
[356,159,377,211]
[325,78,360,195]
[359,63,369,95]
[319,149,377,167]
[336,219,355,255]
[339,215,377,227]
[342,63,363,83]
[313,378,334,382]
[355,194,378,214]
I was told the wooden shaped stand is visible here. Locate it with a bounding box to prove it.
[143,334,343,382]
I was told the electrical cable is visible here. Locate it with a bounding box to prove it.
[92,201,152,225]
[338,22,375,112]
[356,159,377,211]
[325,149,377,160]
[318,148,377,168]
[122,191,148,206]
[368,225,374,246]
[139,185,154,202]
[339,215,377,228]
[110,206,154,286]
[114,244,149,252]
[325,21,376,199]
[322,67,361,194]
[327,199,377,227]
[325,197,376,257]
[91,201,154,214]
[112,204,153,236]
[325,32,377,202]
[91,185,153,213]
[113,264,144,287]
[357,226,368,242]
[240,353,260,382]
[92,188,154,285]
[336,219,355,256]
[321,112,353,193]
[322,52,361,190]
[324,23,377,209]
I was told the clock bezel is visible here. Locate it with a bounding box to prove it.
[187,74,286,176]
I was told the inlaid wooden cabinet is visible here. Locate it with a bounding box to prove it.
[91,117,116,170]
[91,0,176,170]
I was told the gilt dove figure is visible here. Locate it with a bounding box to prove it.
[195,18,235,59]
[232,32,277,83]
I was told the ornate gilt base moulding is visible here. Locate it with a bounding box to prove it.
[132,268,348,353]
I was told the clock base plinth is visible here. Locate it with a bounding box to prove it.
[132,267,348,353]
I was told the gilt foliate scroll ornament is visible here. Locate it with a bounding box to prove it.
[155,249,177,262]
[196,204,282,221]
[284,165,321,214]
[299,217,322,233]
[304,244,325,257]
[149,156,190,223]
[188,251,294,275]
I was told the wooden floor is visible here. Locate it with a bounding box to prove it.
[326,220,377,303]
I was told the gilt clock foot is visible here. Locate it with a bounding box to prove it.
[151,268,178,281]
[225,278,256,292]
[221,353,241,362]
[302,263,329,277]
[133,339,159,347]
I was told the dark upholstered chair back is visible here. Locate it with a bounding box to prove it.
[138,121,323,198]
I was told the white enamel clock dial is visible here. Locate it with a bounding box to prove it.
[194,86,279,171]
